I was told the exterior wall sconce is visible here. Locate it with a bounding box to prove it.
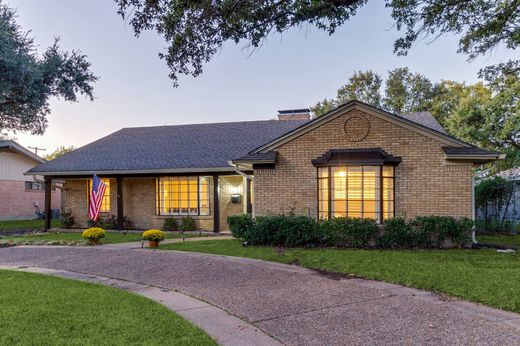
[231,193,242,204]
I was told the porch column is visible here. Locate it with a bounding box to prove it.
[213,174,220,233]
[44,176,52,231]
[116,176,124,230]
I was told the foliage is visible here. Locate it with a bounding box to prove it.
[0,2,96,135]
[228,214,470,248]
[180,216,196,231]
[476,177,515,233]
[377,217,412,248]
[161,239,520,314]
[81,227,106,243]
[44,146,75,161]
[227,214,255,240]
[0,270,216,345]
[87,215,134,230]
[142,229,166,242]
[161,217,178,232]
[311,67,439,116]
[388,0,519,79]
[115,0,366,86]
[60,210,75,228]
[115,1,517,85]
[320,217,378,247]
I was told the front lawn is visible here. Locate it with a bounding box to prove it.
[0,270,215,345]
[160,239,520,313]
[478,234,520,247]
[0,219,60,230]
[0,231,208,245]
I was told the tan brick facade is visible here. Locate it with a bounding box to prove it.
[253,109,473,219]
[62,175,246,231]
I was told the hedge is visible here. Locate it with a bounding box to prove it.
[227,214,473,249]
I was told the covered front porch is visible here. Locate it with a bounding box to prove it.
[41,173,253,232]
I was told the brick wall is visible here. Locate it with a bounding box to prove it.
[254,109,474,219]
[0,179,61,219]
[63,175,243,230]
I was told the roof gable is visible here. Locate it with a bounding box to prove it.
[251,101,478,153]
[0,140,45,164]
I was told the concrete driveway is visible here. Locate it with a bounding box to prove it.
[1,246,519,345]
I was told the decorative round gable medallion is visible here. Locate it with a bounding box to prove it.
[344,114,370,142]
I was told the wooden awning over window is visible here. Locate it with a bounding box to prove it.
[311,148,402,167]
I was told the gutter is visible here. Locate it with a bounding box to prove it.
[228,161,253,180]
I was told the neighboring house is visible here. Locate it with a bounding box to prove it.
[26,101,500,231]
[0,140,61,220]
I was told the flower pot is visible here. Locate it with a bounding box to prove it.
[148,240,160,248]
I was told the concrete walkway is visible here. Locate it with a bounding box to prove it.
[104,235,234,250]
[1,246,520,345]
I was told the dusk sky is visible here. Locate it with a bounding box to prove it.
[8,0,516,154]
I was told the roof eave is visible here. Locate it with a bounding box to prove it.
[25,166,237,177]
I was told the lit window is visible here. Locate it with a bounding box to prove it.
[88,179,110,212]
[156,176,210,216]
[318,166,394,222]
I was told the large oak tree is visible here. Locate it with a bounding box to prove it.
[115,0,519,85]
[0,1,97,137]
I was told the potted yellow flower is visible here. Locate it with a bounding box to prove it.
[81,227,106,245]
[143,229,166,248]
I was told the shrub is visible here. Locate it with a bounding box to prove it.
[320,217,378,248]
[180,217,196,231]
[377,218,412,248]
[87,215,134,230]
[162,218,178,232]
[61,210,75,228]
[227,214,255,240]
[142,229,166,242]
[81,227,106,244]
[448,217,473,246]
[247,215,318,247]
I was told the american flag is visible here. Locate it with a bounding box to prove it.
[89,174,107,221]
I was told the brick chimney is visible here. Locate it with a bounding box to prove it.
[277,109,311,121]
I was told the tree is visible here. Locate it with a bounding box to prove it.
[44,146,76,161]
[437,74,520,172]
[115,0,518,85]
[312,67,437,115]
[310,70,382,115]
[0,2,97,135]
[388,0,520,78]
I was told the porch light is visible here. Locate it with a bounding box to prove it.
[231,193,242,204]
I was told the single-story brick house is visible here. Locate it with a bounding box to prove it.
[1,140,61,219]
[27,101,500,231]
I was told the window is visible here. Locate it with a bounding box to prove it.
[25,181,55,191]
[156,176,210,216]
[88,179,111,212]
[318,166,394,222]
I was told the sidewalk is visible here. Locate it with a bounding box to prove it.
[103,235,234,250]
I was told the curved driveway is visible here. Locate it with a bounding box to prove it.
[1,245,520,345]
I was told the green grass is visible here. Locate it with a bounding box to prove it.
[478,234,520,247]
[0,270,215,345]
[160,239,520,313]
[0,219,60,230]
[0,231,208,245]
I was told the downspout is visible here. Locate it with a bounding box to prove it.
[472,174,477,244]
[228,161,253,180]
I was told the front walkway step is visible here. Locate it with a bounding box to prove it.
[0,265,280,346]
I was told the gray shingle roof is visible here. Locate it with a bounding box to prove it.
[0,140,45,163]
[29,120,307,174]
[442,146,499,156]
[399,112,446,133]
